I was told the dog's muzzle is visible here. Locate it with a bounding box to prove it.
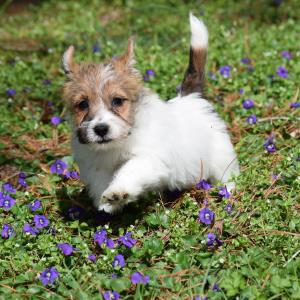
[77,127,89,144]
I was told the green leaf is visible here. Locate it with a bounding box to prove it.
[144,238,164,256]
[110,278,131,292]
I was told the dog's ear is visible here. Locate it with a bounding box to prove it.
[62,45,76,77]
[121,37,136,70]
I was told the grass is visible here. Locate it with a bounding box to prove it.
[0,0,300,299]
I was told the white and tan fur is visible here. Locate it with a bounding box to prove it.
[62,13,240,213]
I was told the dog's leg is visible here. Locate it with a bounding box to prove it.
[209,143,240,192]
[98,157,168,213]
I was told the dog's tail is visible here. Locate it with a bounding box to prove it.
[181,13,208,96]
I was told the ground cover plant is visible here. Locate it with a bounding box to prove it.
[0,0,300,299]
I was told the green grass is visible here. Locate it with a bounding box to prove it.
[0,0,300,299]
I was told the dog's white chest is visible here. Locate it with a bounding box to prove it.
[72,138,128,201]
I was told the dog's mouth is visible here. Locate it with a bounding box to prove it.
[77,132,112,145]
[76,128,114,145]
[97,138,112,144]
[76,127,130,146]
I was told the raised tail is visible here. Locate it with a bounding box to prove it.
[181,13,208,96]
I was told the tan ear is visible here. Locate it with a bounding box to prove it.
[62,45,75,76]
[122,37,136,69]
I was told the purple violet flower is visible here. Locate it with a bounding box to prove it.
[34,215,50,229]
[94,229,115,249]
[271,173,280,180]
[203,199,209,206]
[18,172,27,187]
[265,143,276,153]
[264,136,276,153]
[51,116,62,125]
[6,89,16,97]
[0,194,16,210]
[196,179,212,190]
[226,203,233,214]
[195,296,207,300]
[8,59,16,66]
[106,238,115,249]
[113,254,126,268]
[19,172,26,178]
[50,160,67,175]
[65,170,79,180]
[146,69,155,76]
[273,0,282,6]
[50,227,57,236]
[239,88,245,94]
[43,79,51,86]
[218,186,231,199]
[276,66,288,78]
[242,99,254,109]
[241,57,251,64]
[246,114,257,125]
[118,232,136,248]
[219,66,231,78]
[23,224,39,236]
[2,224,14,239]
[94,229,107,245]
[88,254,97,263]
[290,102,300,108]
[66,206,85,220]
[28,200,41,212]
[199,207,215,225]
[92,44,101,54]
[212,283,221,292]
[2,182,16,194]
[130,272,150,285]
[143,69,155,82]
[39,267,59,286]
[58,243,74,256]
[207,233,223,247]
[281,51,292,60]
[102,291,120,300]
[208,72,217,81]
[207,233,216,246]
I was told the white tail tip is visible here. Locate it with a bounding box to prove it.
[189,12,208,49]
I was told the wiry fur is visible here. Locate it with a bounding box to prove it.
[63,14,239,213]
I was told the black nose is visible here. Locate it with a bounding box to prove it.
[94,124,109,137]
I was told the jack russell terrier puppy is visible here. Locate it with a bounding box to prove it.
[62,13,240,213]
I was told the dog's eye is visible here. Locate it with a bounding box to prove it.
[78,99,89,110]
[111,97,124,107]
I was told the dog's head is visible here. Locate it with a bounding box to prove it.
[62,38,142,148]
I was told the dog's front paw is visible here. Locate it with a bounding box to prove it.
[102,191,129,202]
[98,189,131,214]
[97,202,124,214]
[98,182,140,213]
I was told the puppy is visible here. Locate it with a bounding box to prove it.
[62,13,239,213]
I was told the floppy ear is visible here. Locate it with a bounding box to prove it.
[121,37,136,70]
[62,45,76,76]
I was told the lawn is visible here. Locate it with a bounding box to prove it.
[0,0,300,299]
